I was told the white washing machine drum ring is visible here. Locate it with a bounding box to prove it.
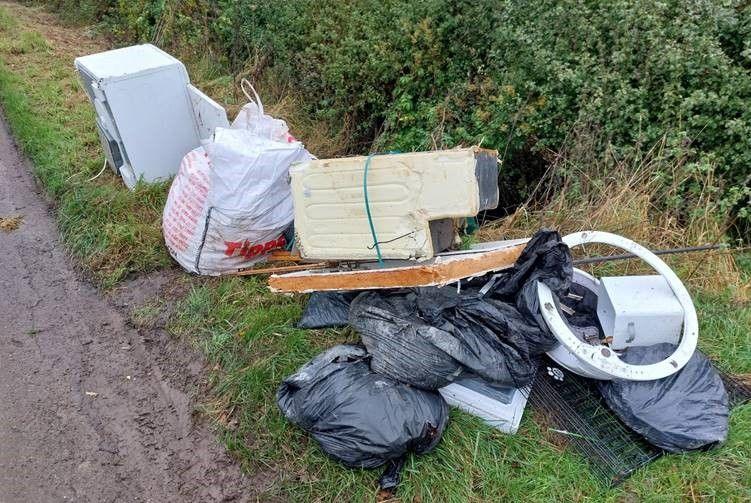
[538,231,699,381]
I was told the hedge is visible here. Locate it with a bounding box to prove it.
[34,0,751,225]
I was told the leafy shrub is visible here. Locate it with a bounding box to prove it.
[31,0,751,229]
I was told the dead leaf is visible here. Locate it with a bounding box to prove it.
[0,215,23,232]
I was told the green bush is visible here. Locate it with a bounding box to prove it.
[31,0,751,227]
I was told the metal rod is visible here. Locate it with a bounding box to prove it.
[572,244,737,266]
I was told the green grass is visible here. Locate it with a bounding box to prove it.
[0,3,171,285]
[170,275,751,502]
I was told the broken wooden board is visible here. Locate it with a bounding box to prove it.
[229,262,329,276]
[268,239,528,293]
[268,250,305,262]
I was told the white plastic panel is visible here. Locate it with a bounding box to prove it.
[290,148,491,260]
[187,84,229,139]
[439,376,531,434]
[74,44,184,82]
[597,275,683,350]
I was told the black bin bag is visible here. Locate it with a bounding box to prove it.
[277,345,449,471]
[346,229,572,391]
[297,291,357,329]
[350,288,536,390]
[598,343,729,453]
[490,228,573,354]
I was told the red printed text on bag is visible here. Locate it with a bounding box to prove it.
[224,235,286,259]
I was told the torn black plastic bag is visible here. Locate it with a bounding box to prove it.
[489,229,573,354]
[277,345,448,471]
[297,291,357,329]
[350,288,536,390]
[598,344,729,453]
[492,229,572,297]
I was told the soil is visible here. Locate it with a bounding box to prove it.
[0,114,257,502]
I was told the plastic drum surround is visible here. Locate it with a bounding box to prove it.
[537,231,699,381]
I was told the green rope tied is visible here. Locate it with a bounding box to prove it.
[363,153,384,266]
[363,151,401,266]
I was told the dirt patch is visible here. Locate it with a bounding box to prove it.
[0,1,104,55]
[0,113,261,501]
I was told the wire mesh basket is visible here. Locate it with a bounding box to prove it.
[529,355,751,486]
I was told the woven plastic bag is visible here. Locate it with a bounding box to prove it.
[163,84,311,275]
[230,80,298,143]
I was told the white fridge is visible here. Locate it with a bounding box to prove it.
[75,44,227,189]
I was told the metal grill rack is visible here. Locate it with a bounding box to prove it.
[529,355,751,486]
[711,360,751,408]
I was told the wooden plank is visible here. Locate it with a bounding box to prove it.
[230,262,328,277]
[268,250,305,262]
[268,241,527,293]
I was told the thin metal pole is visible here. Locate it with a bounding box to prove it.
[571,244,748,266]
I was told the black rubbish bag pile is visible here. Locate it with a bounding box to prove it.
[277,345,448,490]
[279,228,734,490]
[349,229,571,390]
[350,288,538,389]
[278,230,572,490]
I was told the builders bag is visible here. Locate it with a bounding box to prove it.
[230,78,298,143]
[163,87,311,275]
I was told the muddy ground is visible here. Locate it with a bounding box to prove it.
[0,115,257,501]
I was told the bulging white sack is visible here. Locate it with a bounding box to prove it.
[163,91,310,275]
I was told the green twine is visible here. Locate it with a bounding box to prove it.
[363,153,384,266]
[363,151,401,266]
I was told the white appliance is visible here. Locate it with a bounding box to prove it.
[75,44,228,189]
[439,375,531,434]
[289,147,499,261]
[539,231,698,381]
[597,275,683,350]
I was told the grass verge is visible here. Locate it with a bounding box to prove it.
[1,2,750,501]
[0,2,171,285]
